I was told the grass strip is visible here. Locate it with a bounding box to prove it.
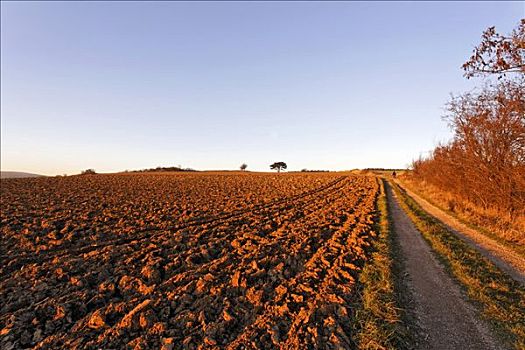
[353,178,412,349]
[390,180,525,349]
[397,179,525,258]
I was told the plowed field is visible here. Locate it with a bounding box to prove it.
[1,173,380,349]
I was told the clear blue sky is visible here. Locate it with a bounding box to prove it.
[1,1,523,174]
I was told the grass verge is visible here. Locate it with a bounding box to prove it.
[353,178,412,349]
[390,180,525,349]
[397,178,525,257]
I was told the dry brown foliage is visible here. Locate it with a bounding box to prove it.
[412,21,525,244]
[463,19,525,78]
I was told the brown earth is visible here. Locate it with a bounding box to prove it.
[1,173,380,349]
[386,182,505,350]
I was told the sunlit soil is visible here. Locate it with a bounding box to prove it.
[1,173,379,349]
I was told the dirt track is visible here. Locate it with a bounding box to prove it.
[396,180,525,285]
[386,183,504,350]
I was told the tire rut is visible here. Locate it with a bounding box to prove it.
[395,180,525,285]
[386,182,505,350]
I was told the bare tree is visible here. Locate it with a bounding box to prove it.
[412,20,525,233]
[462,19,525,79]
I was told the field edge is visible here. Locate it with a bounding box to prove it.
[352,177,413,350]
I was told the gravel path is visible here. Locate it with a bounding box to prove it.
[396,180,525,285]
[386,183,505,350]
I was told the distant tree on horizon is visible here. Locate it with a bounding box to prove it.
[81,169,97,175]
[240,163,248,171]
[270,162,287,173]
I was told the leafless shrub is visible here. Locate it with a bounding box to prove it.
[412,20,525,237]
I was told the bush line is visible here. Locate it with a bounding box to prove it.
[398,178,525,257]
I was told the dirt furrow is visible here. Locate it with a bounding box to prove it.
[1,177,348,277]
[1,174,381,350]
[1,178,350,325]
[225,190,377,348]
[72,182,363,348]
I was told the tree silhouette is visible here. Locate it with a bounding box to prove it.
[270,162,287,173]
[240,163,248,171]
[81,169,97,175]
